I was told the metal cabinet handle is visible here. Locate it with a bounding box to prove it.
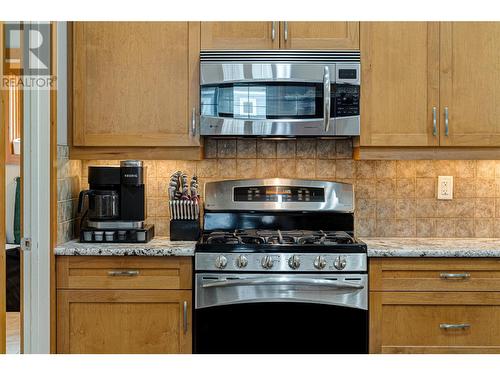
[202,277,363,290]
[284,21,288,41]
[271,21,276,41]
[440,273,470,280]
[183,301,188,334]
[440,323,471,330]
[432,106,437,136]
[108,270,140,277]
[323,66,331,132]
[191,107,197,136]
[444,107,449,136]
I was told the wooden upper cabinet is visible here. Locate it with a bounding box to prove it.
[360,22,440,147]
[201,22,279,49]
[440,22,500,146]
[73,22,200,148]
[281,22,359,49]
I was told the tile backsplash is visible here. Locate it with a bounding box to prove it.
[67,139,500,239]
[57,145,81,244]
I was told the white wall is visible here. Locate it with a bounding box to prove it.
[5,163,20,243]
[56,22,68,146]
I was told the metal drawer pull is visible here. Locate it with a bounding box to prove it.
[432,106,437,136]
[440,273,470,280]
[203,277,363,290]
[183,301,188,334]
[271,21,276,41]
[284,21,288,41]
[444,107,449,136]
[440,323,471,330]
[108,270,140,276]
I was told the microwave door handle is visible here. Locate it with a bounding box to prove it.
[323,66,331,133]
[202,277,364,290]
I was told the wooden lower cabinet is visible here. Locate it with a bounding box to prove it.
[370,258,500,354]
[56,256,193,354]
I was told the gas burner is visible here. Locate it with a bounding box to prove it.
[206,232,241,245]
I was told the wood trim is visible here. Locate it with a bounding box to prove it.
[50,22,57,354]
[354,146,500,160]
[69,145,202,160]
[382,346,500,354]
[72,22,84,146]
[188,22,201,147]
[0,20,7,355]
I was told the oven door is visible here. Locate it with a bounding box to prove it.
[194,273,368,354]
[200,62,336,137]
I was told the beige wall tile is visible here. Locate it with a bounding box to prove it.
[336,139,353,158]
[456,219,474,237]
[395,219,416,237]
[237,139,257,158]
[475,197,495,218]
[355,179,376,199]
[355,217,376,237]
[217,139,236,158]
[277,141,296,158]
[454,199,475,218]
[376,179,396,199]
[416,218,436,237]
[436,219,455,237]
[376,199,396,218]
[375,161,397,178]
[396,178,416,198]
[296,139,317,159]
[474,218,494,237]
[276,159,296,178]
[396,160,416,178]
[237,159,257,178]
[256,159,278,178]
[415,199,437,218]
[296,159,316,179]
[316,140,336,159]
[415,177,435,199]
[356,199,377,218]
[396,199,416,218]
[204,138,218,158]
[455,178,476,198]
[356,160,376,179]
[477,160,496,178]
[175,161,197,177]
[257,140,277,158]
[436,200,456,218]
[315,160,336,178]
[197,160,218,178]
[157,160,177,177]
[434,160,456,176]
[217,159,237,178]
[336,160,355,179]
[415,160,436,178]
[455,160,476,178]
[494,219,500,237]
[475,178,496,197]
[376,219,398,237]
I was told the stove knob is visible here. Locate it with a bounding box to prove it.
[215,255,228,269]
[314,255,327,270]
[288,255,301,270]
[236,255,248,268]
[334,256,347,270]
[261,255,274,269]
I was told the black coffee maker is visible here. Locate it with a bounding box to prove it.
[78,160,154,243]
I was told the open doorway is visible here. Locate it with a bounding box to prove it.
[2,21,23,354]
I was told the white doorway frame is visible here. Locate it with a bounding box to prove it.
[22,21,51,354]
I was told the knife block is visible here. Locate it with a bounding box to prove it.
[170,219,201,241]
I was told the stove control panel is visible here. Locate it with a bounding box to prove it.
[234,186,325,203]
[196,253,366,272]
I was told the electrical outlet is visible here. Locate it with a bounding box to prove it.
[437,176,453,200]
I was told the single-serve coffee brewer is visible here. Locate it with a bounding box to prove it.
[78,160,154,243]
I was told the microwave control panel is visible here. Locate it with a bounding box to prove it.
[334,84,360,117]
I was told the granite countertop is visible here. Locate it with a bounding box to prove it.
[362,237,500,257]
[54,237,196,256]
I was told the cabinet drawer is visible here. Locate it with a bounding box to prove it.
[371,292,500,354]
[56,256,192,290]
[370,258,500,292]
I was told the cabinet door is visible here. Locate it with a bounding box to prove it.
[360,22,440,146]
[370,292,500,354]
[73,22,200,147]
[440,22,500,146]
[57,290,192,354]
[281,22,359,49]
[201,22,279,49]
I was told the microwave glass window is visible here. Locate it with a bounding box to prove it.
[201,83,324,120]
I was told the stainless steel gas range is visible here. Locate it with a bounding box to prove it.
[194,178,368,354]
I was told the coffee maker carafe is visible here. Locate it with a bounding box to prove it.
[78,160,154,243]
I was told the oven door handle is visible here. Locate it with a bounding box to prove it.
[202,277,364,290]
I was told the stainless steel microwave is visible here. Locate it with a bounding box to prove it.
[199,50,360,137]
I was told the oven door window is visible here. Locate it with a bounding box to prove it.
[201,82,324,120]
